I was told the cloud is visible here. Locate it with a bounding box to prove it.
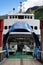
[22,0,43,12]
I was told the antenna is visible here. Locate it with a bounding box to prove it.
[8,8,15,14]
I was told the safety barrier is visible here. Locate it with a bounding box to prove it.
[0,50,6,64]
[38,51,43,64]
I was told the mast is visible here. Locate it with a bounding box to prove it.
[19,2,22,13]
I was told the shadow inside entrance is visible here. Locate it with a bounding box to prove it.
[8,52,33,59]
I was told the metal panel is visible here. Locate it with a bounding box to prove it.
[40,20,43,29]
[0,32,2,47]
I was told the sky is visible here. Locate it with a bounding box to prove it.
[22,0,43,11]
[0,0,43,15]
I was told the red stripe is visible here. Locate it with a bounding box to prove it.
[40,20,43,29]
[0,19,4,47]
[0,19,4,31]
[0,32,2,47]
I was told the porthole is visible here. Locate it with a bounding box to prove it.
[9,26,11,29]
[34,26,37,30]
[5,26,7,29]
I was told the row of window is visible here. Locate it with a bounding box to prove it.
[9,15,32,19]
[4,26,11,29]
[4,26,38,30]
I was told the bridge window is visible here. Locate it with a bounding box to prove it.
[28,16,29,19]
[15,16,17,18]
[30,16,32,19]
[34,26,37,30]
[10,16,11,19]
[13,16,14,18]
[9,16,15,19]
[18,15,24,19]
[5,26,7,29]
[25,16,27,19]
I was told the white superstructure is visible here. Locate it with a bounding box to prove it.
[3,13,40,35]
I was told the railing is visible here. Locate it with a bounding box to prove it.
[0,50,6,64]
[38,51,43,63]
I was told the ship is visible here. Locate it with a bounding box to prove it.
[0,2,40,57]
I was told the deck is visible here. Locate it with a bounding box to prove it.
[2,59,42,65]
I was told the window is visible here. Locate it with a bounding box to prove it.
[9,26,11,29]
[34,26,37,30]
[5,26,7,29]
[18,15,24,19]
[28,16,29,19]
[25,16,27,19]
[10,16,15,19]
[31,26,33,29]
[10,16,11,19]
[30,16,32,19]
[13,16,14,18]
[15,16,17,18]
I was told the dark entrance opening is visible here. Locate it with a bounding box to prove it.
[13,29,29,32]
[13,29,29,52]
[3,22,40,59]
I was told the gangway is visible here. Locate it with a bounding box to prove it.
[2,59,42,65]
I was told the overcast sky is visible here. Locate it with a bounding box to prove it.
[0,0,43,15]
